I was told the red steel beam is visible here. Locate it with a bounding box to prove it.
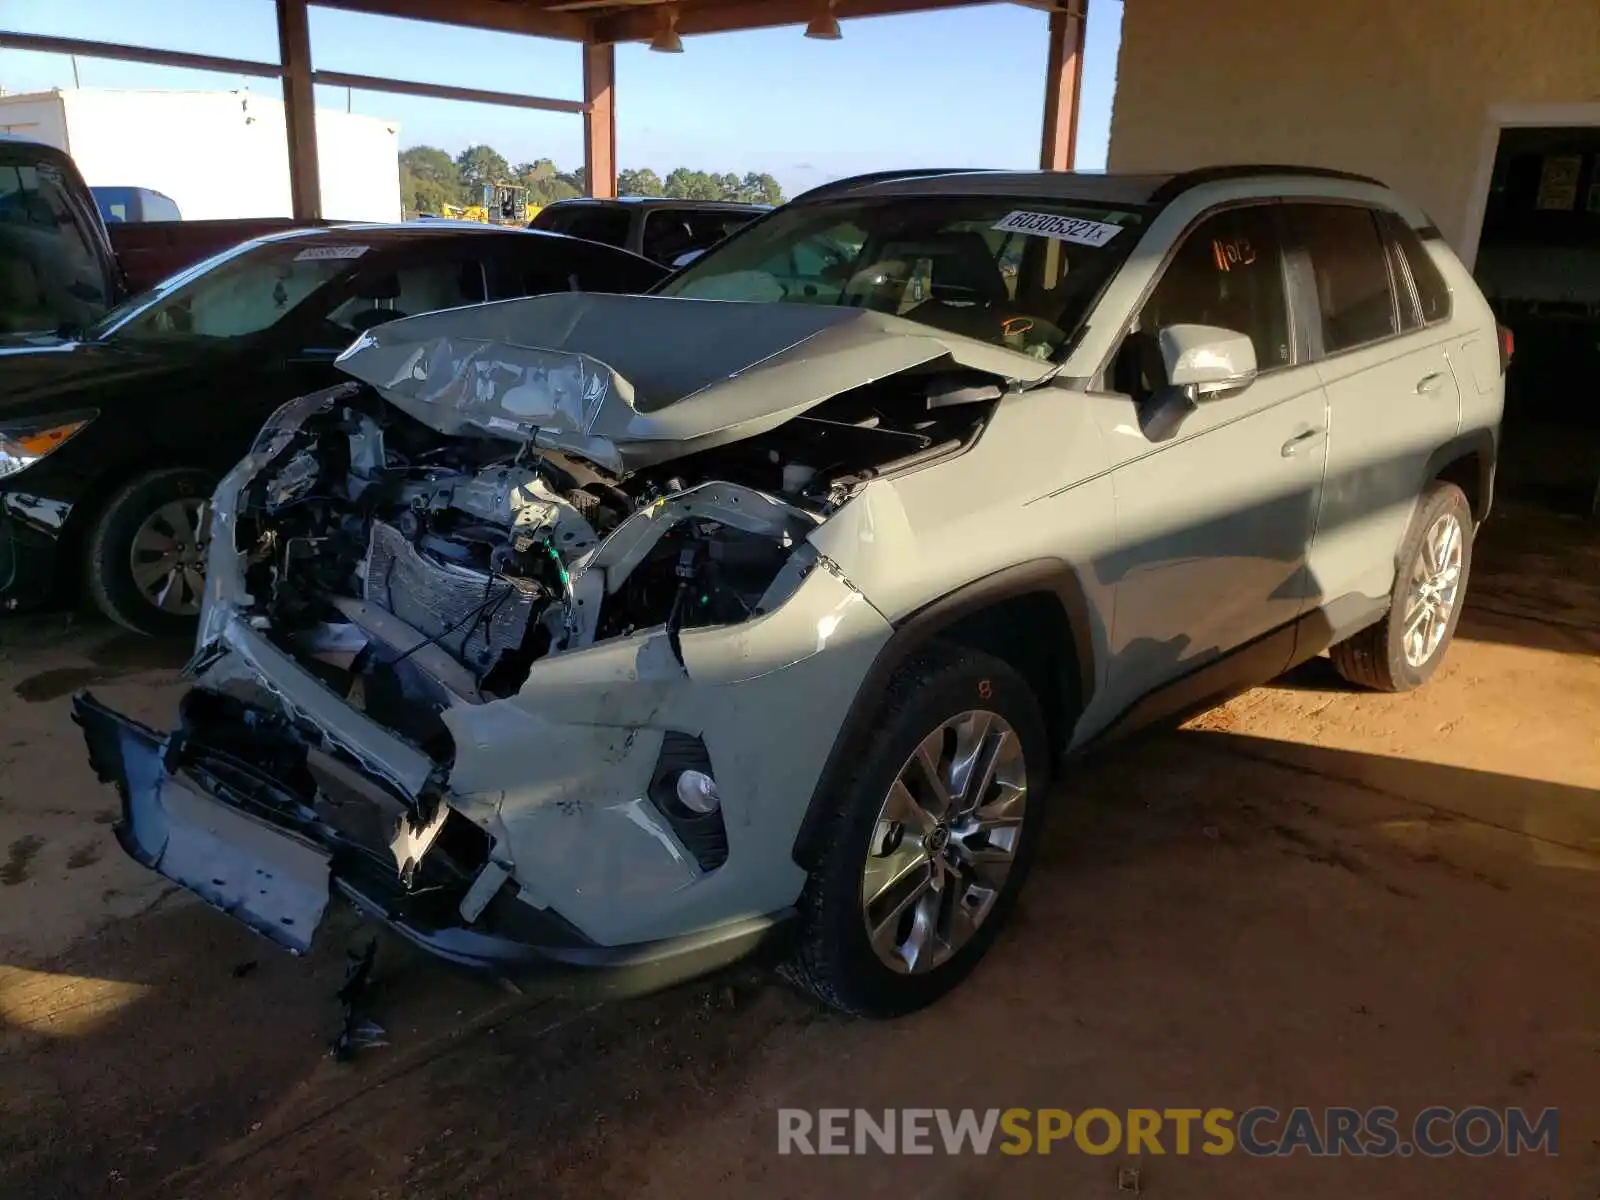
[594,0,999,44]
[583,41,618,197]
[1039,3,1086,170]
[0,31,280,77]
[278,0,324,220]
[312,0,589,42]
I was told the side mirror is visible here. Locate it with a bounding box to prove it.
[1158,323,1257,398]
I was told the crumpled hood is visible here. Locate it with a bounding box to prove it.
[332,293,1050,472]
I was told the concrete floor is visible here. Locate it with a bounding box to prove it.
[1,503,1596,1199]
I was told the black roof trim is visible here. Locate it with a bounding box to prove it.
[788,168,1005,206]
[1148,163,1386,205]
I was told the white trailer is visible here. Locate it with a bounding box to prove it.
[0,88,401,222]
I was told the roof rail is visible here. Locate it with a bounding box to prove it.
[1149,163,1387,205]
[787,167,1001,206]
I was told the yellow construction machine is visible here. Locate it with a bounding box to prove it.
[423,183,531,225]
[483,182,529,225]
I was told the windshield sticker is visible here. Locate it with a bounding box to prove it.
[294,244,370,262]
[991,211,1124,247]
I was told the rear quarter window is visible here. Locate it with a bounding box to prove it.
[1383,212,1452,325]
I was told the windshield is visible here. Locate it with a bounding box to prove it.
[655,195,1146,359]
[89,237,372,343]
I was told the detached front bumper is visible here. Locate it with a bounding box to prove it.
[73,691,794,990]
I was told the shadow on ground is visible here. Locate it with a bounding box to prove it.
[2,723,1596,1200]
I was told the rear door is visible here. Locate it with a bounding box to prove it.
[1286,202,1463,609]
[1095,202,1329,716]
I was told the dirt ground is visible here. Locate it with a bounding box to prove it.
[1,502,1596,1200]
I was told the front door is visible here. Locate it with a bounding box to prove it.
[1093,203,1329,720]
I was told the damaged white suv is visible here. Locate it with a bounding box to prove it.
[76,166,1506,1016]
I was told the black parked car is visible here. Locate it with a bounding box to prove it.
[0,223,667,636]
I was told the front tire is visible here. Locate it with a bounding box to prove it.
[85,468,216,637]
[1330,480,1473,692]
[783,645,1050,1017]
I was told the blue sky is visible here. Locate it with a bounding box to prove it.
[0,0,1122,196]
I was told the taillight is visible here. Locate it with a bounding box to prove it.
[1497,324,1515,374]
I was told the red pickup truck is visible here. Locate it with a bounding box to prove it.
[2,132,321,332]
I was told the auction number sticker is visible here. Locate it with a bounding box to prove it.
[991,211,1124,247]
[294,244,371,261]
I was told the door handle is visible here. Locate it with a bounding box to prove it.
[1415,371,1446,394]
[1281,428,1323,457]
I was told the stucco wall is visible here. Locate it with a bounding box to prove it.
[1106,0,1600,254]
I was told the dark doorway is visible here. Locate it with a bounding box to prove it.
[1472,125,1600,515]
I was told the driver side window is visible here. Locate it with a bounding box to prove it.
[1114,206,1292,397]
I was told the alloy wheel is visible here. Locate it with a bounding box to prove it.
[860,710,1028,975]
[1402,510,1463,667]
[128,498,210,616]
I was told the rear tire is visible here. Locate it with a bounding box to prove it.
[85,467,216,638]
[782,644,1050,1017]
[1330,481,1472,692]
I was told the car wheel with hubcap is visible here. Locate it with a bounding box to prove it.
[1330,480,1474,692]
[86,467,216,638]
[785,644,1050,1017]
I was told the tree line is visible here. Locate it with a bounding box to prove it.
[399,144,784,216]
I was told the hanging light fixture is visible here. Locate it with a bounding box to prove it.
[651,6,684,52]
[805,0,841,39]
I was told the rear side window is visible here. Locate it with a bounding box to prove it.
[143,191,182,222]
[640,208,756,264]
[532,204,631,248]
[1288,204,1399,353]
[1381,212,1452,325]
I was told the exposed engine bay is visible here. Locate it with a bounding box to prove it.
[228,369,999,757]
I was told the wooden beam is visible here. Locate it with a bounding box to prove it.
[311,0,589,43]
[0,31,280,77]
[583,42,617,197]
[594,0,997,44]
[312,69,585,113]
[277,0,323,220]
[1039,3,1085,170]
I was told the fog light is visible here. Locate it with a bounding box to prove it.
[675,769,720,814]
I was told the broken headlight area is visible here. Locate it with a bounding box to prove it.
[215,368,995,755]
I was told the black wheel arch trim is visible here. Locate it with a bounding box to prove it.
[1423,424,1498,526]
[790,557,1097,869]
